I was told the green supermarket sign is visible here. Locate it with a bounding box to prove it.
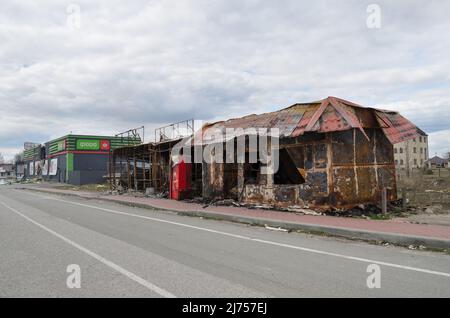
[76,139,100,150]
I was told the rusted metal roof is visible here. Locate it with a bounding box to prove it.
[292,96,370,140]
[374,111,426,144]
[197,96,424,144]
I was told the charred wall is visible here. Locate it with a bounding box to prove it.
[330,128,396,207]
[243,132,331,208]
[244,128,396,208]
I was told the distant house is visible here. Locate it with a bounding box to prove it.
[0,163,15,183]
[425,156,449,168]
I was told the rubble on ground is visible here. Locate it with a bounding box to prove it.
[105,183,449,221]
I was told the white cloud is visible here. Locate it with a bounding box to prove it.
[0,0,449,159]
[428,130,450,158]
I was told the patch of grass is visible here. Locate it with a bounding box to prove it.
[58,183,109,192]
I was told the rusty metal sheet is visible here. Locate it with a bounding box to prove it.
[198,104,312,144]
[318,105,350,133]
[196,96,424,147]
[290,104,321,136]
[375,111,425,144]
[304,98,329,132]
[329,98,370,141]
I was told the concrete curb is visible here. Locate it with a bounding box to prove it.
[24,187,450,250]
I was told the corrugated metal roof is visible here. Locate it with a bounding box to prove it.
[196,96,424,145]
[375,111,426,144]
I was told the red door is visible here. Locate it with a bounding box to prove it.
[170,158,191,200]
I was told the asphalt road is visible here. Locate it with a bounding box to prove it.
[0,186,449,297]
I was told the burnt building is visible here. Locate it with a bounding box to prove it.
[109,138,182,193]
[109,120,197,195]
[110,97,423,211]
[197,96,422,210]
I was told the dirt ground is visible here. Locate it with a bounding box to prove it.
[394,167,450,226]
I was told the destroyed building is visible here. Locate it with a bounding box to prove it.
[110,97,423,211]
[109,121,196,195]
[109,138,182,193]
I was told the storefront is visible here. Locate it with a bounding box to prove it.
[38,134,140,185]
[23,145,45,180]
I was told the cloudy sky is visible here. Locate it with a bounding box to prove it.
[1,0,449,160]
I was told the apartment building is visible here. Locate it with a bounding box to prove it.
[394,132,429,171]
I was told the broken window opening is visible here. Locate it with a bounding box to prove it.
[274,148,305,184]
[244,157,261,185]
[224,163,239,199]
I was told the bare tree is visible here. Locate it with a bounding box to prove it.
[0,152,4,164]
[13,152,24,164]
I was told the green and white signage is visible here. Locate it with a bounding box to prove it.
[57,140,65,152]
[76,139,100,150]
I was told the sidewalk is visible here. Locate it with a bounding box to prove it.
[23,186,450,249]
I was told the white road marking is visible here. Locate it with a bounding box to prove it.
[17,190,450,278]
[0,200,176,298]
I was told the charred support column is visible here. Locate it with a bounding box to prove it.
[202,148,225,200]
[266,167,274,187]
[202,160,209,199]
[237,164,244,201]
[265,137,274,188]
[214,162,225,198]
